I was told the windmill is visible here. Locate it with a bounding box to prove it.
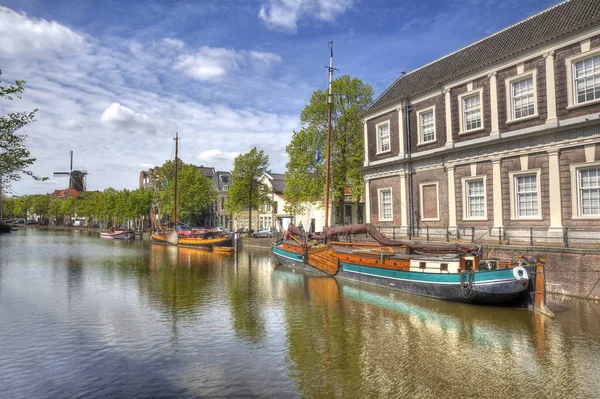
[54,151,88,192]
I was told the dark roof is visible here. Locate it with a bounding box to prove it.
[197,166,215,178]
[367,0,600,114]
[269,173,286,193]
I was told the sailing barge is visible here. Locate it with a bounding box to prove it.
[272,223,536,307]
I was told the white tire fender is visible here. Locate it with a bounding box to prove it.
[513,266,528,280]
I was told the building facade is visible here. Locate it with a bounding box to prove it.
[363,0,600,244]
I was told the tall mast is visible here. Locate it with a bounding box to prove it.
[174,132,178,228]
[324,41,334,228]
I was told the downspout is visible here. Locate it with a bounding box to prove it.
[404,98,414,238]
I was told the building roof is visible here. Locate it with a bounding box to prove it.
[269,173,286,193]
[198,166,216,178]
[53,188,81,198]
[367,0,600,115]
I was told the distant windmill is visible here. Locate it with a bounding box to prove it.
[53,150,88,192]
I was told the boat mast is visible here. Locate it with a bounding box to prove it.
[174,132,178,229]
[324,41,334,229]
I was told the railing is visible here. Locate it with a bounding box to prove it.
[369,225,600,249]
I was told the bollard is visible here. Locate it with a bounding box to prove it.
[471,227,475,243]
[446,228,449,242]
[564,228,569,248]
[393,226,396,239]
[426,226,429,241]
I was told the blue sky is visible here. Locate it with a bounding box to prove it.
[0,0,556,195]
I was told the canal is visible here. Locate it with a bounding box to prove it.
[1,229,599,398]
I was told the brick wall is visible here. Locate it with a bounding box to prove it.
[369,176,402,225]
[484,246,600,299]
[367,110,399,162]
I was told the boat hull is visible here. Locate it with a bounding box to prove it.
[152,230,179,245]
[100,231,134,240]
[272,246,530,307]
[178,236,232,249]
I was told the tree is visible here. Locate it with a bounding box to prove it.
[0,70,43,189]
[284,75,373,225]
[226,147,271,233]
[31,194,50,222]
[155,161,217,226]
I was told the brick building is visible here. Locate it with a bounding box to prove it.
[363,0,600,245]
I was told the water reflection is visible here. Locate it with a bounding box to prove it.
[0,231,599,398]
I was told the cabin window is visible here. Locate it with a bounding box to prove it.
[419,262,426,270]
[440,263,448,272]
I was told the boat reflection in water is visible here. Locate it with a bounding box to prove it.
[272,265,598,398]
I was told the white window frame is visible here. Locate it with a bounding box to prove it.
[565,47,600,110]
[377,188,393,222]
[570,161,600,219]
[509,169,542,220]
[461,176,487,221]
[505,70,538,124]
[419,182,440,221]
[458,88,484,134]
[375,120,391,154]
[416,106,436,146]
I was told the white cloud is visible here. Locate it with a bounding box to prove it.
[59,119,83,130]
[100,102,157,135]
[173,47,282,81]
[258,0,353,32]
[196,149,240,166]
[160,37,185,50]
[0,6,84,58]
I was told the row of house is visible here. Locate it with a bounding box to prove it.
[362,0,600,243]
[139,167,364,233]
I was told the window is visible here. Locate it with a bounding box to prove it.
[511,76,535,119]
[419,109,435,144]
[515,174,538,217]
[463,94,481,131]
[440,263,448,272]
[509,170,541,220]
[419,262,426,270]
[578,167,600,216]
[574,54,600,105]
[466,179,485,219]
[223,185,228,192]
[376,122,390,153]
[378,188,393,221]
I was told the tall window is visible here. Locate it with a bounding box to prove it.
[463,94,482,131]
[420,110,435,143]
[511,76,535,119]
[515,174,538,217]
[379,189,392,221]
[578,167,600,216]
[377,123,390,153]
[466,179,485,218]
[574,55,600,105]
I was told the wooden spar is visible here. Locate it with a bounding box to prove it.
[324,42,333,228]
[174,132,178,229]
[534,259,554,317]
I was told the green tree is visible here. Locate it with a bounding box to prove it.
[284,75,373,225]
[31,194,50,222]
[159,163,217,225]
[226,147,271,233]
[0,70,44,189]
[49,197,63,225]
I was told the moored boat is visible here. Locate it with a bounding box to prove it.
[100,228,134,240]
[271,223,534,307]
[178,228,232,250]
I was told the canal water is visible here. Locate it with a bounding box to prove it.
[1,230,599,398]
